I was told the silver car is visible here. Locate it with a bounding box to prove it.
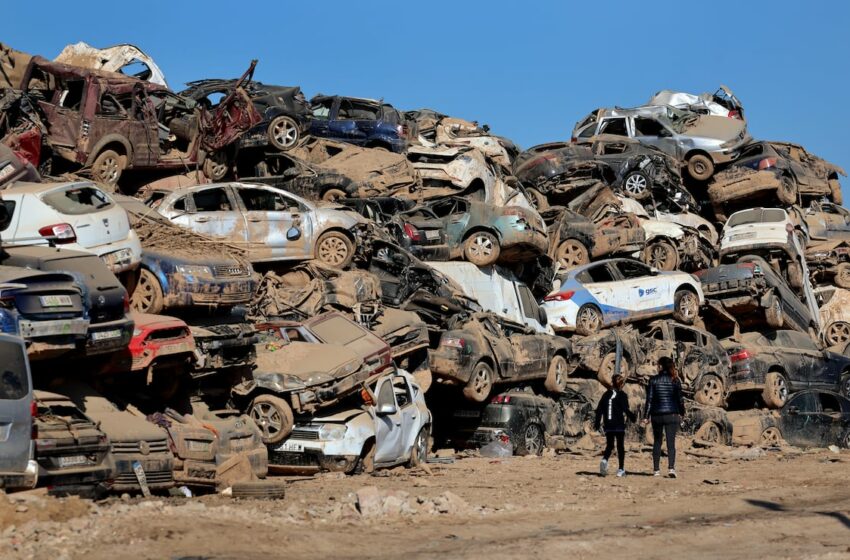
[148,182,365,267]
[572,105,751,181]
[0,335,38,490]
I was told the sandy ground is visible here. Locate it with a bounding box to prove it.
[2,441,850,560]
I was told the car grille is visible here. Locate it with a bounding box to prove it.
[112,439,170,455]
[193,292,251,304]
[269,451,319,467]
[114,469,173,486]
[213,265,249,277]
[290,429,319,441]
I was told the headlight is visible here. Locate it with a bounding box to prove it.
[318,424,347,440]
[176,264,212,276]
[133,328,142,337]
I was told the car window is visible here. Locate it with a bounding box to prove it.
[312,99,332,120]
[58,80,85,110]
[818,288,836,306]
[392,375,413,407]
[787,392,818,413]
[634,117,667,137]
[1,200,15,232]
[192,188,232,212]
[819,393,841,413]
[598,142,629,155]
[173,197,186,212]
[42,185,114,215]
[673,326,699,344]
[338,100,379,121]
[648,327,664,340]
[376,379,396,409]
[0,341,28,400]
[598,118,628,137]
[310,316,367,346]
[584,264,616,283]
[237,187,296,212]
[98,93,127,117]
[577,124,596,140]
[727,208,787,228]
[738,143,765,159]
[775,331,818,351]
[429,198,467,218]
[615,260,651,279]
[517,285,538,321]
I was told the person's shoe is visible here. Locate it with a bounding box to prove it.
[668,468,677,479]
[616,469,626,477]
[653,470,661,477]
[599,459,608,476]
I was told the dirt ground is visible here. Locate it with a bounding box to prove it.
[2,440,850,560]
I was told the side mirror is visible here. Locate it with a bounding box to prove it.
[376,403,397,416]
[286,226,301,241]
[538,306,548,327]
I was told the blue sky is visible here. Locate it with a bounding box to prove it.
[6,0,850,196]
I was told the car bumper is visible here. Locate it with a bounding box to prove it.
[165,275,255,308]
[429,347,474,384]
[540,300,580,332]
[108,454,174,492]
[267,438,362,474]
[0,460,39,490]
[85,318,134,356]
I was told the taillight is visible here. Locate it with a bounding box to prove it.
[491,395,512,404]
[38,223,76,244]
[544,290,575,302]
[728,110,740,119]
[758,157,777,170]
[403,223,423,242]
[123,292,130,314]
[729,349,751,363]
[441,337,466,349]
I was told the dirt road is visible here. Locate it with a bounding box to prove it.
[3,444,849,559]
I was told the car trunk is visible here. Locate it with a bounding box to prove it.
[39,184,130,249]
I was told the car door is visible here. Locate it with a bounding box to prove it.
[504,322,547,380]
[309,97,334,138]
[328,99,369,145]
[672,325,705,389]
[234,185,310,260]
[373,376,404,464]
[822,203,850,239]
[815,392,845,447]
[611,259,661,317]
[774,331,821,389]
[632,116,681,160]
[781,392,821,447]
[175,186,248,245]
[0,336,33,485]
[33,76,85,151]
[392,374,420,458]
[579,262,628,323]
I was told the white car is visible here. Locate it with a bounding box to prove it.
[268,369,431,474]
[1,181,141,275]
[647,86,744,120]
[816,286,850,348]
[541,258,704,335]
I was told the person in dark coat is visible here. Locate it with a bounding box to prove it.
[642,356,686,478]
[594,374,636,477]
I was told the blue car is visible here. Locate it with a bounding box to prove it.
[309,95,407,153]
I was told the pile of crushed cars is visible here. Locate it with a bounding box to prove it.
[0,42,848,499]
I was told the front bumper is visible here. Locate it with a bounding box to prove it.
[109,453,174,492]
[85,317,134,356]
[0,460,39,490]
[268,438,360,474]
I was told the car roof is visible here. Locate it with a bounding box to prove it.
[3,180,96,195]
[566,258,637,276]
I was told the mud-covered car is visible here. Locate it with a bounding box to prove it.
[777,390,850,448]
[396,196,548,266]
[806,241,850,289]
[648,86,744,120]
[269,368,429,473]
[798,201,850,245]
[722,329,850,409]
[430,312,572,403]
[568,326,646,386]
[149,182,366,268]
[0,143,40,187]
[189,320,258,380]
[814,286,850,348]
[32,390,111,495]
[542,206,645,270]
[310,95,407,153]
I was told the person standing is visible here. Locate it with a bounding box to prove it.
[642,356,686,478]
[594,374,637,477]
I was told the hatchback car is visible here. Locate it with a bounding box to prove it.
[309,95,406,153]
[542,258,703,335]
[1,181,141,278]
[0,335,38,491]
[149,182,365,268]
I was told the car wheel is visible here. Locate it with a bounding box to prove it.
[695,421,722,445]
[463,231,500,266]
[826,322,850,347]
[623,171,651,200]
[321,188,347,202]
[834,263,850,289]
[576,304,603,336]
[673,289,699,324]
[408,426,430,467]
[776,175,797,205]
[354,440,376,474]
[131,269,164,314]
[91,149,125,186]
[230,480,287,500]
[841,431,850,449]
[544,355,569,393]
[555,239,590,269]
[760,427,783,447]
[248,394,294,444]
[515,422,545,457]
[315,231,354,268]
[526,188,549,211]
[694,374,725,407]
[644,240,678,271]
[840,373,850,398]
[203,151,230,181]
[268,115,300,151]
[687,153,714,181]
[463,361,494,403]
[829,178,844,205]
[765,297,784,328]
[762,372,788,409]
[597,353,631,387]
[787,261,803,290]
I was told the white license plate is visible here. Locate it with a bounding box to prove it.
[187,440,211,452]
[58,454,88,467]
[91,329,122,341]
[425,230,441,240]
[277,441,304,453]
[0,163,14,181]
[101,249,132,268]
[18,318,89,337]
[40,295,73,307]
[731,232,756,240]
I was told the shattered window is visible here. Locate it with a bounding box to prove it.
[584,264,615,283]
[673,327,699,344]
[58,80,85,110]
[615,260,650,279]
[598,118,627,137]
[819,393,841,413]
[0,341,28,400]
[429,198,466,218]
[312,100,332,120]
[598,142,628,155]
[577,124,596,140]
[98,93,126,117]
[42,185,113,215]
[237,187,293,212]
[0,200,15,232]
[192,188,232,212]
[339,100,379,121]
[392,376,413,407]
[173,197,186,212]
[634,117,667,137]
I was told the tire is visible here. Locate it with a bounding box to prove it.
[321,188,347,202]
[463,231,500,266]
[695,421,722,445]
[762,371,788,409]
[268,115,300,151]
[231,480,287,500]
[834,263,850,289]
[203,151,230,181]
[826,322,850,347]
[673,289,699,324]
[787,261,803,290]
[91,149,125,186]
[760,427,783,447]
[544,355,569,393]
[623,171,651,200]
[694,374,725,407]
[644,240,679,271]
[841,431,850,450]
[315,231,354,268]
[776,175,797,205]
[765,297,783,328]
[248,394,294,444]
[555,239,590,269]
[575,304,603,336]
[840,374,850,398]
[131,268,164,314]
[463,361,494,403]
[597,354,631,388]
[526,188,549,211]
[408,426,429,467]
[514,422,545,457]
[354,440,376,474]
[687,153,714,181]
[829,178,843,205]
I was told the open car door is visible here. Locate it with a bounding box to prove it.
[198,60,262,153]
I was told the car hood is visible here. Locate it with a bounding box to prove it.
[85,410,167,442]
[311,407,368,424]
[683,116,747,142]
[254,341,361,379]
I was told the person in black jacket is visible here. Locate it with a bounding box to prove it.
[594,374,636,477]
[642,356,686,478]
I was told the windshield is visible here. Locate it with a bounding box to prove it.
[727,208,787,228]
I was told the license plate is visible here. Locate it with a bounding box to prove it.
[0,163,14,181]
[187,440,211,452]
[425,230,441,240]
[40,295,73,307]
[18,318,89,337]
[731,232,756,240]
[277,441,304,453]
[91,329,122,341]
[58,454,88,467]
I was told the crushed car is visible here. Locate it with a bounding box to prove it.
[309,95,407,153]
[814,286,850,348]
[648,86,744,120]
[542,205,646,269]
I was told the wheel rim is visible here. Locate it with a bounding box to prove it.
[98,156,119,182]
[272,118,298,148]
[473,366,491,394]
[469,234,494,260]
[761,427,781,446]
[415,429,428,461]
[524,424,543,455]
[697,422,720,443]
[250,403,282,440]
[650,244,675,269]
[677,292,698,319]
[692,160,708,175]
[772,376,788,402]
[838,266,850,284]
[699,377,722,405]
[842,377,850,397]
[625,174,648,196]
[827,322,850,346]
[318,237,349,265]
[553,358,566,388]
[557,240,588,268]
[578,307,601,332]
[132,272,157,312]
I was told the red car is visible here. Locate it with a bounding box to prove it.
[127,313,196,373]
